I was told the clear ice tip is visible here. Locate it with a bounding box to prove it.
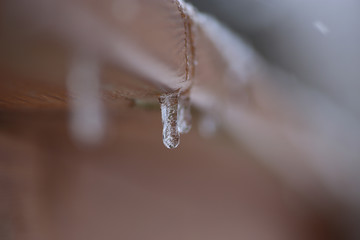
[177,94,192,134]
[159,92,180,149]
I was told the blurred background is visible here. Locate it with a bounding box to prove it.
[0,0,360,239]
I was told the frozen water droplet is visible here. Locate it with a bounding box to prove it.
[177,94,192,134]
[159,92,180,149]
[67,54,105,145]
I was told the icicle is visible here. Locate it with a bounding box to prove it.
[177,93,192,134]
[159,92,180,149]
[67,54,105,145]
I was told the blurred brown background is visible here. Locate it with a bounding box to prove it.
[1,0,360,239]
